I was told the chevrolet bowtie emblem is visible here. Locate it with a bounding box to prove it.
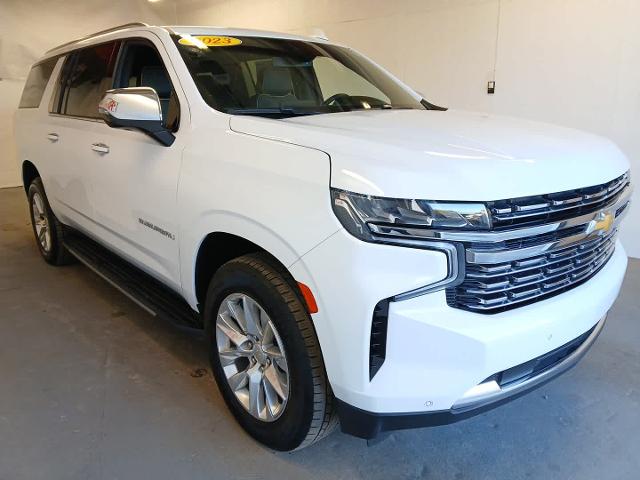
[586,211,614,236]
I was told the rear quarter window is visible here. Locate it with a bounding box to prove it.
[18,58,59,109]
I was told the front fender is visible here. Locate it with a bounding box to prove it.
[177,126,340,309]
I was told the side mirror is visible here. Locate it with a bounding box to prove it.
[98,87,175,146]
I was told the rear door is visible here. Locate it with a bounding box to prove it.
[45,41,121,230]
[14,56,62,202]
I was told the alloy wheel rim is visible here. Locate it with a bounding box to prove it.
[216,293,290,422]
[31,193,51,253]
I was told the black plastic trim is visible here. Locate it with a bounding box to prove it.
[101,113,176,146]
[420,99,448,111]
[369,299,390,380]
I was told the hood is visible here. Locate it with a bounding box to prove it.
[229,109,629,201]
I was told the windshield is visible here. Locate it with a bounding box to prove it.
[173,34,430,117]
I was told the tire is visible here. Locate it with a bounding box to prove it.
[28,178,74,266]
[204,252,338,451]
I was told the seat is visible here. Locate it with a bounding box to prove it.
[140,66,171,118]
[194,60,237,108]
[256,67,298,108]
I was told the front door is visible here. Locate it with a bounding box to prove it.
[86,36,186,290]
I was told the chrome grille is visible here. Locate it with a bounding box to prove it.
[447,229,617,313]
[446,174,632,314]
[488,171,630,229]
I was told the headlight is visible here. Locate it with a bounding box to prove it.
[331,188,491,243]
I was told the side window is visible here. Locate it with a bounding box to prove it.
[115,41,180,131]
[19,57,59,109]
[63,41,121,119]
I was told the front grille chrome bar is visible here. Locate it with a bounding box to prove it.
[489,171,630,227]
[448,229,618,313]
[462,235,615,296]
[466,222,621,265]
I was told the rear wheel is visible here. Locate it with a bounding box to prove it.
[28,178,74,266]
[204,253,338,451]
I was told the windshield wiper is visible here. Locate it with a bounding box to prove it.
[226,107,328,118]
[227,104,413,118]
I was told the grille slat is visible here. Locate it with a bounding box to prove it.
[466,232,615,280]
[459,238,615,296]
[448,230,617,313]
[489,172,630,229]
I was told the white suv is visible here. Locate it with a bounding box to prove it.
[15,23,632,450]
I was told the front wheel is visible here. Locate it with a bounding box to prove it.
[204,253,338,451]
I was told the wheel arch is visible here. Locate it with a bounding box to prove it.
[22,160,40,193]
[193,231,296,309]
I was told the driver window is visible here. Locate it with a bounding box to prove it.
[115,41,180,131]
[312,56,390,103]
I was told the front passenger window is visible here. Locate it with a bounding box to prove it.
[115,41,180,131]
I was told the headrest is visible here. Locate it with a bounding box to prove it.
[261,67,293,96]
[140,66,171,98]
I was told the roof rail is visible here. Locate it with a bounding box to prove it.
[46,22,150,54]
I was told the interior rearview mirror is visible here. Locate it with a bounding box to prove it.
[98,87,175,146]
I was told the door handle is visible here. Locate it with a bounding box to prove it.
[47,133,59,142]
[91,143,110,154]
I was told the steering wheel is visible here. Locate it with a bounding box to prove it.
[322,93,353,107]
[323,93,391,110]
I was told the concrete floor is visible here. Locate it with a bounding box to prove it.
[0,186,638,480]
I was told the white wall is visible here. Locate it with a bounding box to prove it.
[176,0,639,257]
[0,0,176,188]
[1,0,637,256]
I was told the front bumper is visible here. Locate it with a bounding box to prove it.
[289,229,627,420]
[336,315,606,439]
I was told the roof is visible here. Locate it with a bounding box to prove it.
[166,26,329,43]
[44,22,330,57]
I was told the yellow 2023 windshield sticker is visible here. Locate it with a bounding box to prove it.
[178,35,242,47]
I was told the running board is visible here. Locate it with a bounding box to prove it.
[64,232,202,329]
